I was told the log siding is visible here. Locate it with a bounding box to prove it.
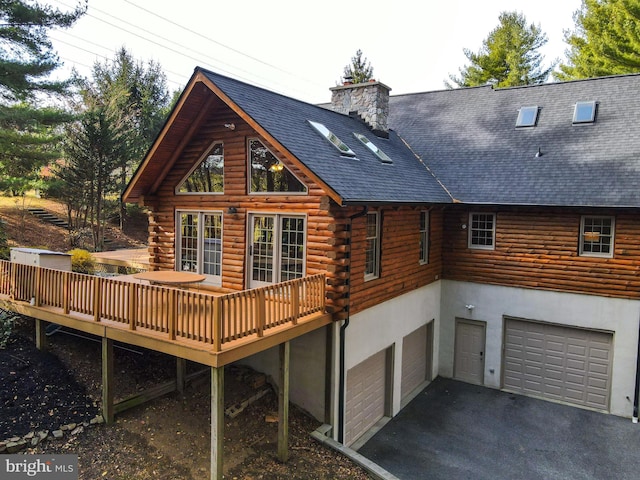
[347,207,444,315]
[442,207,640,299]
[143,104,343,311]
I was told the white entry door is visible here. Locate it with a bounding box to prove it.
[248,214,305,288]
[454,319,486,385]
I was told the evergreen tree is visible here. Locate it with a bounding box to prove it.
[448,11,555,88]
[0,0,86,194]
[342,49,374,84]
[556,0,640,80]
[58,91,129,251]
[88,47,170,229]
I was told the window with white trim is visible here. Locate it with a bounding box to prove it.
[468,213,495,250]
[365,212,380,280]
[419,211,429,264]
[580,216,614,257]
[177,211,222,283]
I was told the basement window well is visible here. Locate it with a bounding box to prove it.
[353,133,393,164]
[573,101,597,124]
[308,120,356,157]
[515,106,539,127]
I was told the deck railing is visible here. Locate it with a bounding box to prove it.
[0,260,326,352]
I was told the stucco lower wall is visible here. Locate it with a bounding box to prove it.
[332,281,441,433]
[440,280,640,417]
[239,326,328,421]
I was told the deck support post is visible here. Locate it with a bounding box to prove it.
[102,337,114,424]
[34,319,47,351]
[176,357,186,393]
[278,341,290,462]
[211,365,224,480]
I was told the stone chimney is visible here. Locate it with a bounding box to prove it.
[330,79,391,138]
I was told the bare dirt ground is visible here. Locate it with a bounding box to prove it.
[0,196,373,479]
[0,195,148,252]
[2,319,371,479]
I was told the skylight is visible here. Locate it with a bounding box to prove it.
[308,120,356,157]
[573,101,597,124]
[353,133,393,164]
[516,106,539,127]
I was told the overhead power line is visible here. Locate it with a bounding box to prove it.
[51,0,316,98]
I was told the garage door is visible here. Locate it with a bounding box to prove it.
[345,350,387,445]
[503,318,613,410]
[401,324,431,401]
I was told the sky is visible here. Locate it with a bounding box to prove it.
[48,0,582,104]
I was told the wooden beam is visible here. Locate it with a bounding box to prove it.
[34,319,47,351]
[102,337,114,424]
[211,366,224,480]
[114,379,177,414]
[278,341,290,462]
[176,357,187,394]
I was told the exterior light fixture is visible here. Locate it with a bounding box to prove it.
[269,161,284,172]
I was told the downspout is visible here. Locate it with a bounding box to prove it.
[633,312,640,423]
[338,206,368,443]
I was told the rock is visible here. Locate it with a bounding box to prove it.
[7,440,27,453]
[52,430,64,439]
[71,426,84,436]
[38,431,49,441]
[31,436,40,447]
[61,422,77,432]
[24,431,35,440]
[90,415,104,425]
[0,441,6,453]
[9,436,20,442]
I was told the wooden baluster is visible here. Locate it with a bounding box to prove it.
[63,272,70,314]
[128,283,137,330]
[257,289,266,337]
[34,267,42,307]
[169,288,177,340]
[213,296,222,352]
[93,277,102,322]
[291,283,299,325]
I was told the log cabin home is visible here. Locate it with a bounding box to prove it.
[120,68,640,447]
[4,66,639,461]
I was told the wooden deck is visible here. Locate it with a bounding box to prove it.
[0,260,331,366]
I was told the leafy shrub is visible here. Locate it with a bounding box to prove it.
[67,248,96,274]
[0,310,18,349]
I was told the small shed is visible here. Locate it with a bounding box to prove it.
[10,248,72,271]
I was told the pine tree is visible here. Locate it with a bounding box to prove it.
[0,0,86,194]
[556,0,640,80]
[448,11,555,88]
[342,49,374,84]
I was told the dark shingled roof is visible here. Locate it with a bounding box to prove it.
[200,68,452,205]
[388,74,640,207]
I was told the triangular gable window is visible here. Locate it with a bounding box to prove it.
[177,142,224,193]
[249,139,307,194]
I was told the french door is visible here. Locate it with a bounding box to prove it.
[177,211,222,284]
[248,214,305,288]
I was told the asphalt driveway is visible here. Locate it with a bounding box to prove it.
[359,378,640,480]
